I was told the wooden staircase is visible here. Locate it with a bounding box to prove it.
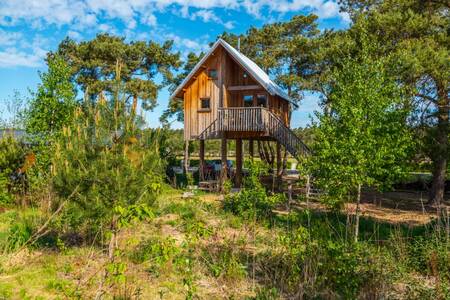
[198,107,310,158]
[198,118,221,140]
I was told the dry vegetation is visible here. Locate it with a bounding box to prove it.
[1,189,449,299]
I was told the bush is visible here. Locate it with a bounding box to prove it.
[1,211,40,252]
[223,161,283,220]
[131,236,180,277]
[51,88,164,241]
[202,240,247,281]
[406,236,450,281]
[0,135,29,204]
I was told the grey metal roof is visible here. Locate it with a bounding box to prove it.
[170,38,297,107]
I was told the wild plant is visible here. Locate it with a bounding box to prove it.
[223,161,283,221]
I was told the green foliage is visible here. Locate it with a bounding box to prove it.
[332,0,449,204]
[0,135,28,203]
[248,287,280,300]
[1,211,40,252]
[163,52,204,124]
[311,42,413,208]
[220,14,320,102]
[404,236,450,281]
[25,54,76,140]
[0,174,13,205]
[51,69,164,238]
[131,236,180,277]
[224,161,283,220]
[56,33,180,110]
[203,241,247,281]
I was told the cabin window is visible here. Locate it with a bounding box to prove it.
[208,69,218,79]
[243,95,253,107]
[200,97,210,110]
[243,72,248,78]
[257,94,267,107]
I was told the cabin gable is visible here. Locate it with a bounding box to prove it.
[179,40,293,141]
[183,49,221,140]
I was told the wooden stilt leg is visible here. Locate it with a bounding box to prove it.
[235,139,242,187]
[220,138,228,191]
[184,140,190,174]
[199,139,205,181]
[249,140,254,162]
[276,142,282,190]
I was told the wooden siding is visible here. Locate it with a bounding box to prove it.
[183,44,291,140]
[183,51,220,140]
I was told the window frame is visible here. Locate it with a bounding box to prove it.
[198,97,211,112]
[256,94,267,107]
[243,94,254,107]
[208,69,218,80]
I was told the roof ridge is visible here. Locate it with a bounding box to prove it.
[170,38,296,107]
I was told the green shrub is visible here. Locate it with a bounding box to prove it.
[2,212,38,252]
[51,86,164,242]
[0,174,13,205]
[247,287,280,300]
[223,161,283,220]
[406,236,450,281]
[202,241,247,281]
[131,236,180,277]
[0,135,28,203]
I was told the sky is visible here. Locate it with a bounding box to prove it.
[0,0,349,129]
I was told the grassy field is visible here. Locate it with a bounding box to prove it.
[0,188,449,299]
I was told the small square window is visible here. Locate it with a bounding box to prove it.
[243,95,253,107]
[200,97,210,109]
[257,94,267,107]
[208,69,217,79]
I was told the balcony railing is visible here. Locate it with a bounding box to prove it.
[200,107,310,157]
[217,107,266,132]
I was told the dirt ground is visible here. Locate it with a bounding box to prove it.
[291,189,450,226]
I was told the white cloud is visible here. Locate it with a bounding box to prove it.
[0,0,348,68]
[141,12,157,26]
[0,30,22,46]
[162,33,210,56]
[0,0,347,31]
[0,48,43,68]
[67,30,83,40]
[188,9,234,29]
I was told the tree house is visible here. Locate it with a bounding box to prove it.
[171,38,309,187]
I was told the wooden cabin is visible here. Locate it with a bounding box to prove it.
[171,38,308,187]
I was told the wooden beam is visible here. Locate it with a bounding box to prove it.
[235,139,243,187]
[228,85,261,91]
[184,140,190,174]
[199,139,205,181]
[249,139,254,161]
[219,49,225,108]
[220,138,228,190]
[276,141,282,189]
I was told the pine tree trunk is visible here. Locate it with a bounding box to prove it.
[429,84,449,206]
[355,184,362,243]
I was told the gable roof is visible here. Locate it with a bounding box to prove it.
[170,38,297,107]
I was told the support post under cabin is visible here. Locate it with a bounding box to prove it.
[276,141,282,189]
[199,139,205,181]
[220,138,228,190]
[235,139,243,187]
[249,140,254,161]
[184,140,190,174]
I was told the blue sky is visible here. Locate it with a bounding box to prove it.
[0,0,349,129]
